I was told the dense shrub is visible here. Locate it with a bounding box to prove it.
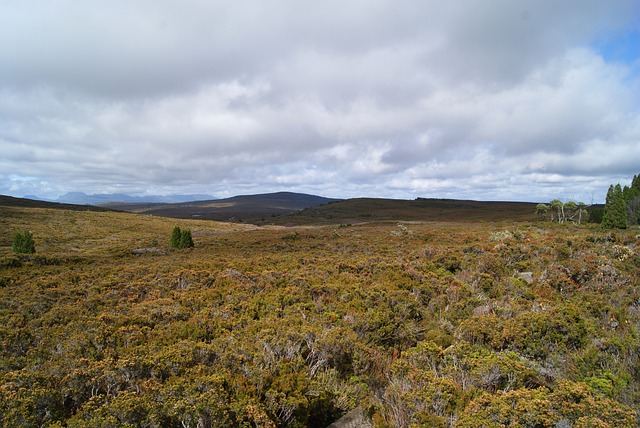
[12,231,35,254]
[457,380,636,427]
[3,209,640,426]
[169,226,194,249]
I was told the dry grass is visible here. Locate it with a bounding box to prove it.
[0,206,257,256]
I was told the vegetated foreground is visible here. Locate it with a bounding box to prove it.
[1,206,639,427]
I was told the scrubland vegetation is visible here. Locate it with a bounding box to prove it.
[1,205,640,427]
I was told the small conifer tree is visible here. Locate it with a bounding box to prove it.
[626,174,640,225]
[602,184,627,229]
[169,226,194,249]
[170,226,182,249]
[12,231,36,254]
[179,229,194,248]
[632,174,640,192]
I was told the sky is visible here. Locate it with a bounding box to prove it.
[1,0,639,203]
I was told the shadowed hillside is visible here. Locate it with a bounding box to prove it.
[102,191,341,222]
[271,197,539,225]
[101,193,539,225]
[0,194,116,212]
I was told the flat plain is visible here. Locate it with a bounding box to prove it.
[1,201,639,427]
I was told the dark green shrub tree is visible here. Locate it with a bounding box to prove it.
[602,184,627,229]
[170,226,182,249]
[622,174,640,202]
[588,206,604,223]
[170,226,194,249]
[179,229,194,249]
[13,231,36,254]
[625,174,640,225]
[627,195,640,225]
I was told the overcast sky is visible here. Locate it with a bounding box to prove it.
[1,0,639,202]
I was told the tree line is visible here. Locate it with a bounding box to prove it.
[536,173,640,229]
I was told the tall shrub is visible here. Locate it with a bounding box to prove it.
[170,226,182,249]
[179,229,194,249]
[170,226,194,249]
[13,231,36,254]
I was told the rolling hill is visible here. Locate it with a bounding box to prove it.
[100,191,341,222]
[2,192,557,225]
[0,194,116,212]
[100,193,540,225]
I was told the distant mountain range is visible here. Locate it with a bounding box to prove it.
[24,192,216,205]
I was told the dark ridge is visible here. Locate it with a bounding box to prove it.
[275,197,540,225]
[101,191,342,222]
[0,195,117,212]
[99,192,541,225]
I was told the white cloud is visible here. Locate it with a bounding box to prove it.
[1,0,639,201]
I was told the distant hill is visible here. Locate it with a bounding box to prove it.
[0,195,116,212]
[1,193,547,225]
[54,192,215,204]
[102,191,342,222]
[104,193,540,224]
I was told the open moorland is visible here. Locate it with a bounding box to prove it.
[98,192,542,225]
[1,200,639,427]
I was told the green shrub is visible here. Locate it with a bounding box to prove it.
[602,184,627,229]
[169,226,194,249]
[170,226,182,248]
[179,229,194,249]
[12,231,36,254]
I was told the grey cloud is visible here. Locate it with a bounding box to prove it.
[4,0,631,96]
[419,0,638,85]
[1,0,639,201]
